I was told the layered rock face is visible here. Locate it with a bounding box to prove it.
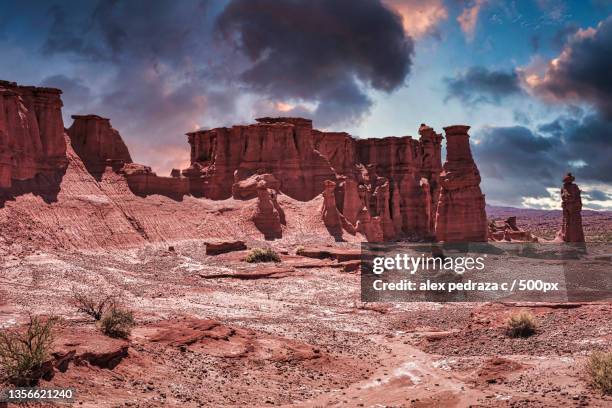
[185,117,335,200]
[557,173,585,243]
[434,125,487,242]
[67,115,132,176]
[0,80,67,189]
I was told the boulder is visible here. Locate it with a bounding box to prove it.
[232,171,281,199]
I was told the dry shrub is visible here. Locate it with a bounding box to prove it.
[587,350,612,394]
[72,288,117,321]
[99,307,135,339]
[0,315,57,385]
[506,311,537,338]
[245,248,281,263]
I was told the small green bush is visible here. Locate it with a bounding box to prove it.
[505,311,537,338]
[245,248,281,263]
[99,307,135,339]
[0,315,57,386]
[72,288,117,321]
[587,350,612,394]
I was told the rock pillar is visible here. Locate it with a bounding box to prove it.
[434,125,487,242]
[557,173,585,243]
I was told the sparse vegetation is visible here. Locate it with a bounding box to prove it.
[505,311,537,338]
[0,315,57,386]
[99,307,135,339]
[295,246,305,255]
[587,350,612,394]
[72,288,117,321]
[245,248,281,263]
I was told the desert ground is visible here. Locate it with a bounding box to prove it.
[1,234,611,407]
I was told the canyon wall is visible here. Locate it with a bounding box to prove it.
[1,79,491,244]
[0,80,67,189]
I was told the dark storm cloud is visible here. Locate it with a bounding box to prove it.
[532,16,612,117]
[444,67,523,106]
[39,0,241,173]
[215,0,414,126]
[473,112,612,206]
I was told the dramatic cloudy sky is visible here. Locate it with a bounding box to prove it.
[1,0,611,209]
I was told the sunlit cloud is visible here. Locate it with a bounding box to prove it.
[383,0,448,38]
[457,0,487,41]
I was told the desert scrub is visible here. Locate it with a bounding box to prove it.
[72,288,117,321]
[295,246,305,255]
[587,350,612,394]
[505,311,537,338]
[245,248,281,263]
[0,315,57,386]
[99,307,135,339]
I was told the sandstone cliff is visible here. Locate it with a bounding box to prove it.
[67,115,132,177]
[0,80,67,190]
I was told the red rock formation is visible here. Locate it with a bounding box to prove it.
[0,80,67,189]
[232,171,281,200]
[355,208,384,242]
[0,78,488,245]
[418,124,443,235]
[321,180,356,238]
[252,181,285,240]
[122,163,189,199]
[67,115,132,175]
[488,216,537,242]
[434,125,487,242]
[556,173,585,243]
[338,177,363,225]
[205,240,247,255]
[186,117,335,200]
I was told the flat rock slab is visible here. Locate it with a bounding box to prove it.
[199,267,296,280]
[297,247,361,262]
[205,240,247,255]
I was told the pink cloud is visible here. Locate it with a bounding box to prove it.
[457,0,487,41]
[383,0,448,38]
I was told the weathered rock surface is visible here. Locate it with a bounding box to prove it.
[321,180,356,238]
[434,125,488,242]
[67,115,132,176]
[185,117,335,200]
[252,181,285,240]
[0,80,67,189]
[233,171,281,200]
[557,173,585,243]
